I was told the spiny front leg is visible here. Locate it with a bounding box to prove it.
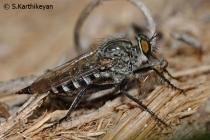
[134,66,185,93]
[163,69,181,81]
[119,77,168,127]
[42,84,115,131]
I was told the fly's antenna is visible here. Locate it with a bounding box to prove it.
[149,31,158,42]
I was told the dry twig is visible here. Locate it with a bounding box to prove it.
[168,96,210,140]
[129,0,156,38]
[0,102,10,118]
[0,93,48,138]
[74,0,102,54]
[74,0,157,54]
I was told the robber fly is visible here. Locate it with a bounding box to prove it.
[16,34,184,130]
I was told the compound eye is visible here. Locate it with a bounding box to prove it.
[137,34,151,56]
[141,39,150,55]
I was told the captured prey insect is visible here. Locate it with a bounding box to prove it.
[16,34,184,130]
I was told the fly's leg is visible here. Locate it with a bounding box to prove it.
[43,84,115,131]
[120,77,168,127]
[134,67,185,93]
[163,69,180,81]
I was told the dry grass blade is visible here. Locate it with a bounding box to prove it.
[74,0,102,54]
[168,96,210,140]
[129,0,156,38]
[173,65,210,78]
[0,102,10,118]
[74,0,156,53]
[0,93,48,138]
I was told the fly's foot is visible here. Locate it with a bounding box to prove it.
[42,118,66,131]
[180,88,185,93]
[169,83,185,93]
[176,87,185,93]
[157,118,168,128]
[42,122,59,132]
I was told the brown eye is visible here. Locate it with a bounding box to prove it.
[141,40,149,54]
[138,34,151,56]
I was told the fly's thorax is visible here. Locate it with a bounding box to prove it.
[97,39,133,59]
[97,38,148,76]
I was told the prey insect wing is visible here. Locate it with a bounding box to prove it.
[138,69,157,95]
[138,59,172,95]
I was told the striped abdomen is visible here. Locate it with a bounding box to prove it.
[16,71,103,95]
[49,72,100,94]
